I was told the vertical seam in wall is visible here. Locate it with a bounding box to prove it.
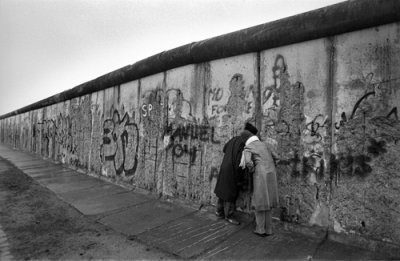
[88,93,97,171]
[117,85,121,104]
[327,36,336,194]
[138,79,141,122]
[157,72,167,195]
[256,52,262,134]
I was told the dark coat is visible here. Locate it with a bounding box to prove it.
[214,136,245,202]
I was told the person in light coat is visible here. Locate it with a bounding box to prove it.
[240,129,279,237]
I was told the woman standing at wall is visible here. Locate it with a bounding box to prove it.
[240,127,279,237]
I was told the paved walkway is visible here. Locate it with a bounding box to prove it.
[0,144,396,260]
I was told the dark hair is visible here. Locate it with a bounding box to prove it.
[244,122,258,135]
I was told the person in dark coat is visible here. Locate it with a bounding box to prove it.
[214,122,258,225]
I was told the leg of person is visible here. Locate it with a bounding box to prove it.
[224,201,240,225]
[224,201,235,218]
[265,209,273,235]
[215,198,224,218]
[254,210,266,236]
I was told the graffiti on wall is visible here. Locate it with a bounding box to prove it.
[30,97,93,166]
[332,74,400,180]
[37,119,57,158]
[167,88,193,122]
[100,109,139,176]
[164,122,220,164]
[207,73,256,142]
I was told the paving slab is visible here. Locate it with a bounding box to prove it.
[136,211,251,259]
[23,166,73,175]
[199,222,320,260]
[313,238,396,260]
[2,156,39,162]
[18,164,59,170]
[22,166,66,175]
[15,164,56,171]
[58,182,128,203]
[98,200,196,236]
[45,178,104,194]
[0,152,38,162]
[69,191,152,216]
[28,169,78,179]
[9,159,47,164]
[36,173,96,186]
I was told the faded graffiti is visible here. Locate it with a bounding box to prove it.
[208,87,224,103]
[100,109,139,176]
[32,97,93,166]
[305,114,328,142]
[167,88,193,121]
[165,122,220,163]
[37,119,57,158]
[332,75,400,180]
[208,73,256,140]
[263,54,287,107]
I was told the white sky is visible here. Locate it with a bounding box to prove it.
[0,0,345,116]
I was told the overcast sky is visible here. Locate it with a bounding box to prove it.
[0,0,345,116]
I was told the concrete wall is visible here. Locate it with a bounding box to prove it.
[1,0,400,248]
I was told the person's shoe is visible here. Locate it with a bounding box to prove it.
[215,212,224,219]
[253,231,267,237]
[225,218,240,225]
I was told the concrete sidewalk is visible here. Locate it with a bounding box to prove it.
[0,145,395,260]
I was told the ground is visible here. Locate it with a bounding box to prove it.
[0,159,177,260]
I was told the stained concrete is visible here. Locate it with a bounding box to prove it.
[20,164,64,170]
[201,225,320,260]
[71,191,152,216]
[136,211,251,259]
[98,200,196,236]
[13,163,55,169]
[36,174,96,186]
[28,170,78,179]
[313,239,390,260]
[58,183,127,203]
[45,178,104,194]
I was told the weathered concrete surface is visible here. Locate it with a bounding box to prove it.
[27,169,78,179]
[201,226,320,260]
[98,200,196,235]
[58,183,127,203]
[330,22,400,244]
[1,147,399,260]
[1,2,400,251]
[71,191,151,216]
[21,166,67,174]
[137,211,252,259]
[260,38,332,227]
[44,179,104,195]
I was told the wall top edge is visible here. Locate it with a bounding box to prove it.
[1,0,399,120]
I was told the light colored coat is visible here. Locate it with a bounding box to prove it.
[243,140,279,211]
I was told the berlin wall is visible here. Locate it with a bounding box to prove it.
[1,0,400,249]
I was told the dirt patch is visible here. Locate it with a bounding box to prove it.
[0,159,177,260]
